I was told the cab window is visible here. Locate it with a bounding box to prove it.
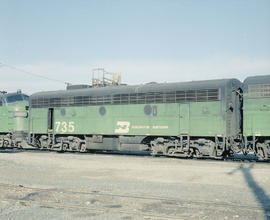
[6,95,24,103]
[22,95,29,101]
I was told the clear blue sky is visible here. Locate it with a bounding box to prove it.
[0,0,270,93]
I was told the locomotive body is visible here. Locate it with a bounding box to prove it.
[1,75,269,160]
[243,75,270,159]
[28,78,242,158]
[0,91,29,147]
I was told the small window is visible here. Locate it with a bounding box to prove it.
[74,96,83,106]
[129,94,137,104]
[196,90,207,102]
[103,95,112,104]
[146,93,155,103]
[48,97,61,107]
[186,90,196,101]
[113,94,121,104]
[154,92,163,103]
[137,93,146,104]
[89,96,96,105]
[121,94,129,104]
[82,96,90,105]
[248,84,270,98]
[207,89,220,101]
[43,98,50,106]
[165,91,176,103]
[176,91,185,102]
[96,96,104,104]
[61,97,70,106]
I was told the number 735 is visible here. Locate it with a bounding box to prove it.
[55,121,75,133]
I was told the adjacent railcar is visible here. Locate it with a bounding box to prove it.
[0,91,29,148]
[243,75,270,159]
[29,78,242,158]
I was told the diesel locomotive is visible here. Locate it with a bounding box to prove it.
[0,75,269,160]
[243,75,270,159]
[0,91,29,148]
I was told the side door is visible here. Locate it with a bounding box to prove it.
[179,103,190,135]
[48,108,54,132]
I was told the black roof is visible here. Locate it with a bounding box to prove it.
[243,75,270,91]
[31,78,241,99]
[244,75,270,85]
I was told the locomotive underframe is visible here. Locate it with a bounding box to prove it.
[244,136,270,160]
[22,133,245,160]
[149,135,243,159]
[0,131,28,149]
[1,133,269,161]
[2,132,268,160]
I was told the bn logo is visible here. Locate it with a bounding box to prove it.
[114,121,130,134]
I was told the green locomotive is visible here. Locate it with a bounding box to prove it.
[29,78,242,158]
[1,75,269,160]
[243,75,270,159]
[0,91,29,148]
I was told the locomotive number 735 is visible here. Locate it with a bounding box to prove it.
[55,121,75,133]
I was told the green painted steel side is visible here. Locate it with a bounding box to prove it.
[0,105,8,132]
[0,101,29,133]
[243,94,270,136]
[189,102,224,136]
[179,104,189,134]
[29,108,48,134]
[29,101,225,137]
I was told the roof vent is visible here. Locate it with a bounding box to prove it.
[66,84,91,90]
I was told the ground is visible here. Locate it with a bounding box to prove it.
[0,150,269,220]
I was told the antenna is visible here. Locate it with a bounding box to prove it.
[0,62,71,85]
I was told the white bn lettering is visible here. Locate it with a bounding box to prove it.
[115,121,130,134]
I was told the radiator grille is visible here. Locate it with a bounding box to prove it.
[30,88,220,108]
[248,84,270,98]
